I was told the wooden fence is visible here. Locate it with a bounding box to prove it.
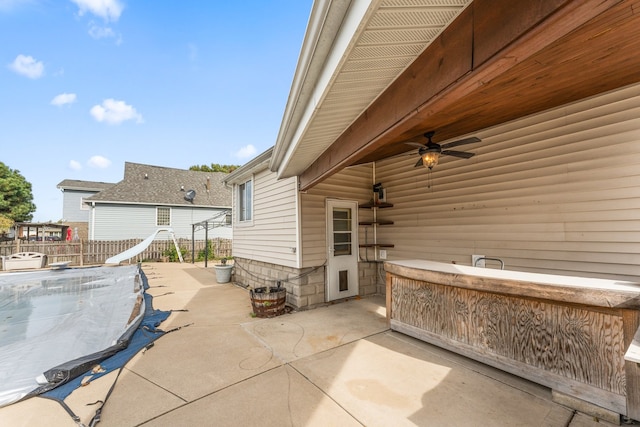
[0,238,232,267]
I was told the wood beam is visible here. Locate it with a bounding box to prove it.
[298,0,626,191]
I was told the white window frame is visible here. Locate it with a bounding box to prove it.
[156,206,171,226]
[238,178,253,224]
[80,197,89,211]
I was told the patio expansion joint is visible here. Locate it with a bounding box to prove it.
[285,362,363,426]
[132,366,288,427]
[123,366,189,404]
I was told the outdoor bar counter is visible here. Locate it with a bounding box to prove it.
[385,260,640,421]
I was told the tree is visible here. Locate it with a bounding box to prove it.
[189,164,240,173]
[0,162,36,222]
[0,214,13,233]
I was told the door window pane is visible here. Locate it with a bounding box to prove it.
[333,208,352,256]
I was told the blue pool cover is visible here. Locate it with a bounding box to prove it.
[0,265,170,411]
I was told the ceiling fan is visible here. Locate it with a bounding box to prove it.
[406,131,481,170]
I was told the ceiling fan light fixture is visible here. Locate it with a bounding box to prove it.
[422,151,439,170]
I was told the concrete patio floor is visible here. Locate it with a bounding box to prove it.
[98,262,627,427]
[1,262,626,426]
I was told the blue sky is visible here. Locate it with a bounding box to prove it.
[1,0,312,222]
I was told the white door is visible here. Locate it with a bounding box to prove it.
[326,199,359,301]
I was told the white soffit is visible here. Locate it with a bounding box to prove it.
[276,0,472,178]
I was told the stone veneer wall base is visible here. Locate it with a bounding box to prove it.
[232,258,386,310]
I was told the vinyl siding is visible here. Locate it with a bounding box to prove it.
[232,169,299,267]
[62,190,96,222]
[374,83,640,282]
[91,204,228,240]
[301,164,373,268]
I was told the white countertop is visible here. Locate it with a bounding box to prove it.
[384,260,640,308]
[386,259,640,291]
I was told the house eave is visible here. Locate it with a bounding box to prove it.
[270,0,640,190]
[270,0,474,180]
[85,199,231,209]
[269,0,357,178]
[225,147,274,185]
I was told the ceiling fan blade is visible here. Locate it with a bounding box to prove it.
[442,150,475,159]
[414,157,424,167]
[440,137,481,150]
[405,142,425,149]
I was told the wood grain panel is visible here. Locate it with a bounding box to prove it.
[623,310,640,420]
[390,274,631,413]
[472,0,568,67]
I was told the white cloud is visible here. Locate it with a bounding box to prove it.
[51,93,77,107]
[71,0,123,22]
[88,21,115,39]
[69,160,82,171]
[235,144,257,159]
[90,99,143,125]
[8,54,44,79]
[87,155,111,169]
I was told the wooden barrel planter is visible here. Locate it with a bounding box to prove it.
[250,287,286,318]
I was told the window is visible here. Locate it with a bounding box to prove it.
[80,197,89,210]
[157,207,171,226]
[238,179,252,222]
[333,208,352,256]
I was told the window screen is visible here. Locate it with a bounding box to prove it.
[239,180,252,221]
[157,207,170,226]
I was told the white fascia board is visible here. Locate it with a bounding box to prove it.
[224,147,273,185]
[90,200,231,209]
[58,186,101,192]
[270,0,339,173]
[271,0,374,178]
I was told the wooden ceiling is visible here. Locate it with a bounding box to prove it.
[299,0,640,190]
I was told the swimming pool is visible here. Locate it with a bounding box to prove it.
[0,265,145,407]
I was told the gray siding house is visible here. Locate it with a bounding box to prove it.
[57,180,116,240]
[84,162,232,240]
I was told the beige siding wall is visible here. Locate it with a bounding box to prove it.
[232,169,299,267]
[301,164,373,268]
[375,83,640,282]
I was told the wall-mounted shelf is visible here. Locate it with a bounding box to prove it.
[359,220,394,226]
[359,200,393,257]
[359,201,393,209]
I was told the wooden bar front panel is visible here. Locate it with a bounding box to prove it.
[389,275,631,415]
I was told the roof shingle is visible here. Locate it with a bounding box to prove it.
[57,179,116,192]
[85,162,231,207]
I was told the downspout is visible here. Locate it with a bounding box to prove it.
[90,202,95,240]
[372,162,377,262]
[295,176,303,268]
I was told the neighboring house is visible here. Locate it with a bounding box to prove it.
[227,1,640,311]
[83,162,231,240]
[14,222,68,241]
[57,179,116,240]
